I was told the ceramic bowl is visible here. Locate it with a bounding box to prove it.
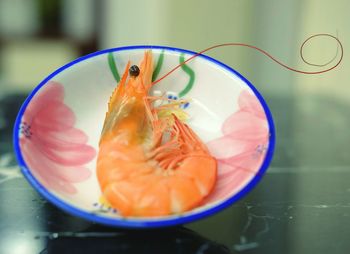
[13,46,275,228]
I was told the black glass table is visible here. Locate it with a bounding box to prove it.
[1,93,349,254]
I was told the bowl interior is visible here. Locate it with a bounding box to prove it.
[15,46,274,227]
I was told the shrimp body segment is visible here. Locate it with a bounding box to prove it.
[97,51,217,217]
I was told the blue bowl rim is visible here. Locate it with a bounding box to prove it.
[13,45,275,228]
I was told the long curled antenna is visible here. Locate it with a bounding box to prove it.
[152,33,343,86]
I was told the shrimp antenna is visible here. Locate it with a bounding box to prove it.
[151,33,343,86]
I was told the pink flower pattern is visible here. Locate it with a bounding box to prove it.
[20,81,96,194]
[204,90,269,203]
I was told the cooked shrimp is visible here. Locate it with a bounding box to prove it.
[96,51,217,217]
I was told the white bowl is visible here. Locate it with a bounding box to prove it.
[14,46,275,228]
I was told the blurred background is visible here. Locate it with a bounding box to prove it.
[0,0,348,167]
[0,0,349,253]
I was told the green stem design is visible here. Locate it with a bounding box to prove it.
[107,51,195,98]
[152,50,165,82]
[108,52,120,83]
[178,53,195,98]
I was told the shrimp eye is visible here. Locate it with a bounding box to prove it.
[129,65,140,77]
